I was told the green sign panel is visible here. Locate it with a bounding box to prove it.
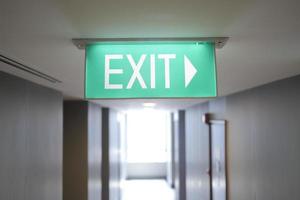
[85,42,217,99]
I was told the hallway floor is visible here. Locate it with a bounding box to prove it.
[122,179,175,200]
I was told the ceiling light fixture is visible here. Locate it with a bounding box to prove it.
[143,103,156,107]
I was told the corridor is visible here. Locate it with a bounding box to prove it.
[1,0,300,200]
[122,179,175,200]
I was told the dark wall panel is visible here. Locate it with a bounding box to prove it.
[63,101,102,200]
[101,108,109,200]
[63,102,88,200]
[185,75,300,200]
[102,108,121,200]
[173,111,186,200]
[0,71,63,200]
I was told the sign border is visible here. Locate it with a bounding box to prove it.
[84,41,219,100]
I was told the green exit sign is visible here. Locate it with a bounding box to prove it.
[85,42,217,99]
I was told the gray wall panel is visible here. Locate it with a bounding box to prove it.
[0,71,63,200]
[185,103,210,200]
[185,75,300,200]
[109,109,121,200]
[88,103,102,200]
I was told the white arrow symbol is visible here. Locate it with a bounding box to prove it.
[184,55,197,88]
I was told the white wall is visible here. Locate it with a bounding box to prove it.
[126,163,167,179]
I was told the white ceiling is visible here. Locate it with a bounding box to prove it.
[1,0,300,111]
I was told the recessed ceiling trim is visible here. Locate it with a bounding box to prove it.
[0,54,62,83]
[72,37,229,49]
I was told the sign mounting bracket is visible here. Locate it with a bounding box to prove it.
[72,37,229,50]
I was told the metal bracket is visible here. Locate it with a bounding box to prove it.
[72,37,229,50]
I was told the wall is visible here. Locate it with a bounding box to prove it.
[0,71,63,200]
[126,163,167,179]
[102,108,121,200]
[63,101,102,200]
[185,75,300,200]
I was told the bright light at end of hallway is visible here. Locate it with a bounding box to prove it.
[126,109,170,163]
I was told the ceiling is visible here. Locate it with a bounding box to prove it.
[1,0,300,111]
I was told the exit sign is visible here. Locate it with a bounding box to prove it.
[85,42,217,99]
